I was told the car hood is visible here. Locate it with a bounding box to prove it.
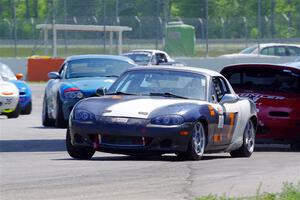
[10,80,30,93]
[76,95,206,119]
[0,81,19,96]
[64,77,116,91]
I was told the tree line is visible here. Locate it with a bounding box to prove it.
[0,0,299,39]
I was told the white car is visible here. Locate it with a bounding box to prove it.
[0,76,20,118]
[220,43,300,58]
[123,49,175,65]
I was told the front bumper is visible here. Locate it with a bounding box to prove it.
[18,95,31,110]
[69,117,194,154]
[0,95,18,113]
[256,117,300,143]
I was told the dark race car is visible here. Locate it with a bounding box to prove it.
[221,63,300,150]
[67,66,257,160]
[42,54,136,128]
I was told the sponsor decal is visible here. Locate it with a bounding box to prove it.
[208,105,215,116]
[218,115,224,128]
[239,93,285,102]
[138,111,148,115]
[4,98,13,105]
[111,117,128,123]
[227,113,236,139]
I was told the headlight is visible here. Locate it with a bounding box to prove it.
[73,109,95,121]
[64,88,84,99]
[151,115,184,126]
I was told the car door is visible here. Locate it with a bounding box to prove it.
[211,76,240,145]
[47,63,66,117]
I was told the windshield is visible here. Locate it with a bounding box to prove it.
[239,45,257,54]
[225,68,300,94]
[65,58,134,79]
[108,70,207,100]
[0,63,17,81]
[124,53,152,65]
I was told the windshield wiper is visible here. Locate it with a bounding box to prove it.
[106,91,136,95]
[149,92,188,99]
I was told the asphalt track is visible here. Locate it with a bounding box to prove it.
[0,83,299,200]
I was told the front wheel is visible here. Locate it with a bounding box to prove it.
[230,120,255,158]
[66,129,95,160]
[6,103,20,118]
[22,101,32,115]
[177,122,206,160]
[42,95,54,127]
[55,95,67,128]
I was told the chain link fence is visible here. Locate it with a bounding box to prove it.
[0,0,300,57]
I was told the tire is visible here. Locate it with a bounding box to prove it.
[42,95,55,127]
[6,103,20,118]
[22,101,32,115]
[230,120,255,158]
[177,122,206,161]
[290,143,300,151]
[55,94,67,128]
[66,129,95,160]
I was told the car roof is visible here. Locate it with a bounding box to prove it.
[129,49,169,54]
[221,63,300,72]
[125,65,222,77]
[247,43,300,49]
[65,54,135,64]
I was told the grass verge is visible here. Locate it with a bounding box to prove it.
[196,182,300,200]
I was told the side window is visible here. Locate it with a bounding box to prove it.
[59,63,66,78]
[156,53,167,64]
[212,77,230,102]
[287,47,300,56]
[275,46,287,56]
[261,47,275,55]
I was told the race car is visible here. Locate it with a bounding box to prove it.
[0,62,32,114]
[42,55,136,128]
[0,76,20,118]
[221,63,300,150]
[220,43,300,58]
[123,49,175,65]
[67,66,257,160]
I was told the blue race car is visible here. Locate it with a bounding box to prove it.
[42,55,136,128]
[0,62,32,115]
[67,66,257,160]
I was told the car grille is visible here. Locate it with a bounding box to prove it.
[101,135,152,147]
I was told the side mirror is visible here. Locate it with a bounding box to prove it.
[220,94,239,104]
[96,87,107,96]
[48,72,60,79]
[16,73,23,80]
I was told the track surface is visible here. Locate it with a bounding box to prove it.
[1,83,299,200]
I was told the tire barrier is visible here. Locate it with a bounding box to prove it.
[27,57,65,81]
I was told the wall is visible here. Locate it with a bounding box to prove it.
[1,56,298,81]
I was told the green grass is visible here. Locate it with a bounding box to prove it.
[196,182,300,200]
[0,44,243,58]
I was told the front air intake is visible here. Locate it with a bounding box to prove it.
[269,111,289,117]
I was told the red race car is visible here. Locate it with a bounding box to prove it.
[221,63,300,150]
